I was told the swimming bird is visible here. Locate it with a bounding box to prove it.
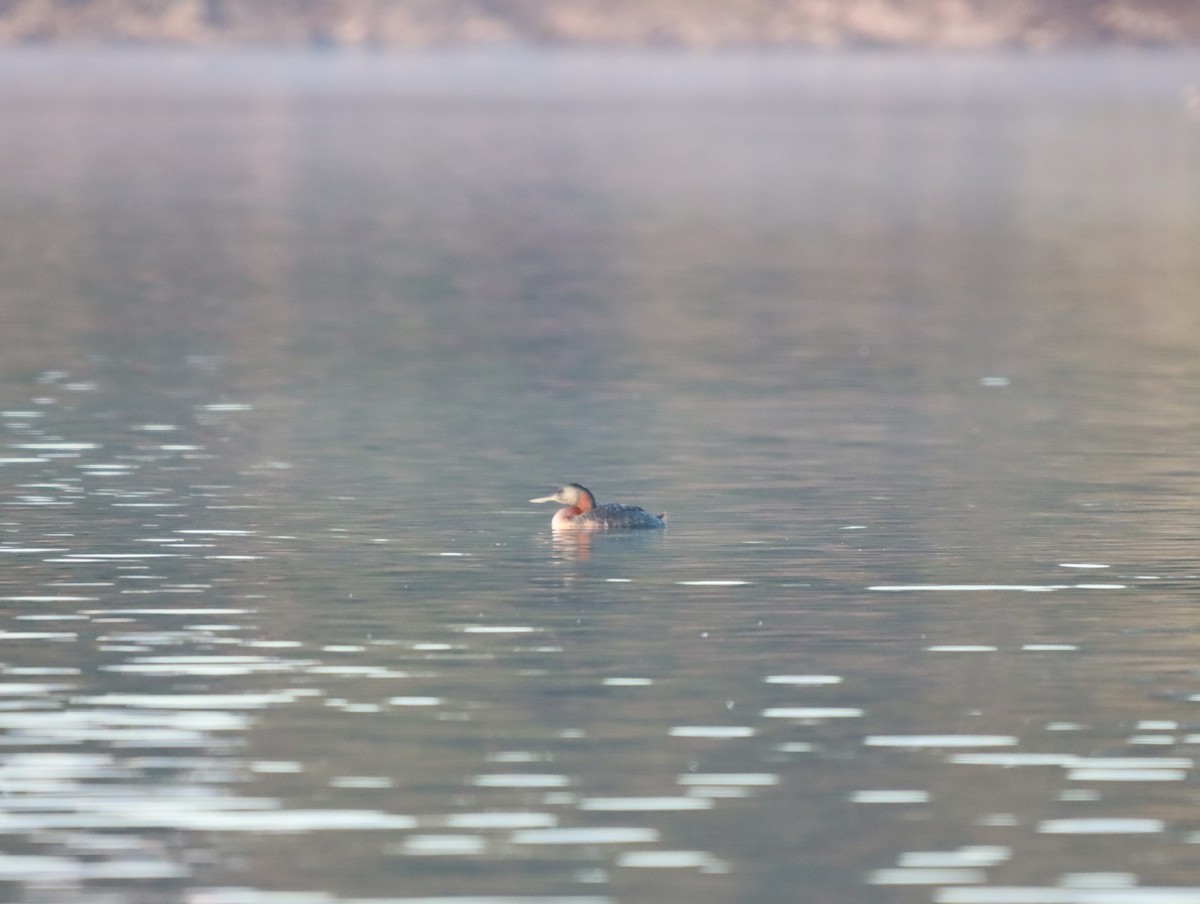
[530,483,666,531]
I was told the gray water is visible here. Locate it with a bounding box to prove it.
[1,48,1200,904]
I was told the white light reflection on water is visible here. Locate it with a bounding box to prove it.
[77,692,306,709]
[1038,819,1165,834]
[869,847,1009,887]
[579,797,713,812]
[865,735,1018,748]
[851,790,931,804]
[937,889,1200,903]
[9,442,99,451]
[441,812,558,829]
[870,867,987,885]
[0,853,188,882]
[2,595,97,602]
[617,850,728,871]
[668,725,756,737]
[0,708,249,735]
[472,774,571,789]
[1066,768,1186,781]
[102,660,314,676]
[0,681,74,695]
[0,802,417,833]
[511,827,659,846]
[764,674,842,685]
[676,773,779,787]
[193,896,611,904]
[200,403,254,412]
[399,834,490,856]
[0,630,78,641]
[762,706,864,719]
[900,847,1011,868]
[0,749,413,836]
[869,584,1067,592]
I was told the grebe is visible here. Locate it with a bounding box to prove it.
[530,483,666,531]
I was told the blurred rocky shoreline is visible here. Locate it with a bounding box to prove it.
[1,0,1199,49]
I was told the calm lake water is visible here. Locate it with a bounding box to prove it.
[2,48,1200,904]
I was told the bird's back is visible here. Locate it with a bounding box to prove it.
[577,503,666,530]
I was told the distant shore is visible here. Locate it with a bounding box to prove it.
[2,1,1200,50]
